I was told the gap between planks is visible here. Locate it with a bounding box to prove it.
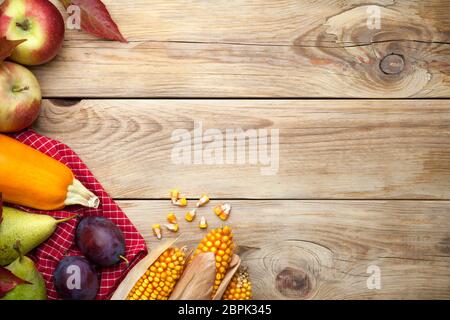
[45,97,450,100]
[113,198,450,201]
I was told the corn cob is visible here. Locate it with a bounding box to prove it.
[223,267,252,300]
[127,247,186,300]
[192,226,234,294]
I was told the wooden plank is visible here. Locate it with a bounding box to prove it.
[118,199,450,299]
[35,99,450,199]
[58,0,450,44]
[34,0,450,98]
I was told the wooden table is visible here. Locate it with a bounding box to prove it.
[35,0,450,299]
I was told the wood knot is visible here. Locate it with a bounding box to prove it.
[276,267,312,299]
[380,54,405,75]
[437,237,450,254]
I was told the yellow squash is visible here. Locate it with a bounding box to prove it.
[0,134,99,210]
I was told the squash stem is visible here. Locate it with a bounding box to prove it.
[65,179,100,208]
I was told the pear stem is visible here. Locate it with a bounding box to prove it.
[119,255,129,266]
[56,214,78,224]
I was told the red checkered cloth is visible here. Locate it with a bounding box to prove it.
[9,130,148,300]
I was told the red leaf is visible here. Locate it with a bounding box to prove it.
[0,267,31,298]
[61,0,127,42]
[0,37,26,62]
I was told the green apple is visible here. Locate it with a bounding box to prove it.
[0,0,65,66]
[0,61,41,132]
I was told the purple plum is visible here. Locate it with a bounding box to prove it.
[76,216,127,267]
[54,256,99,300]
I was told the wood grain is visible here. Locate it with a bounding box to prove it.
[25,1,450,301]
[118,199,450,300]
[35,99,450,199]
[36,0,450,98]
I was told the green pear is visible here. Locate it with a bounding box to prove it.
[0,207,76,266]
[1,244,47,300]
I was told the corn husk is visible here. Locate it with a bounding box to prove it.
[169,252,216,300]
[212,254,241,300]
[111,238,178,300]
[169,253,241,300]
[112,236,243,300]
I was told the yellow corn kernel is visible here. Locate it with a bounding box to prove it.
[167,212,177,224]
[185,209,197,222]
[196,194,210,207]
[199,216,208,229]
[214,203,231,221]
[126,247,187,300]
[165,223,179,232]
[174,197,188,207]
[170,189,180,204]
[170,189,187,206]
[223,267,252,300]
[152,224,162,240]
[192,226,235,295]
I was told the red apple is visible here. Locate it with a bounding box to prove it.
[0,61,41,132]
[0,0,65,66]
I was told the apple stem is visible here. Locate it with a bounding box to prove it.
[12,85,29,93]
[16,19,30,31]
